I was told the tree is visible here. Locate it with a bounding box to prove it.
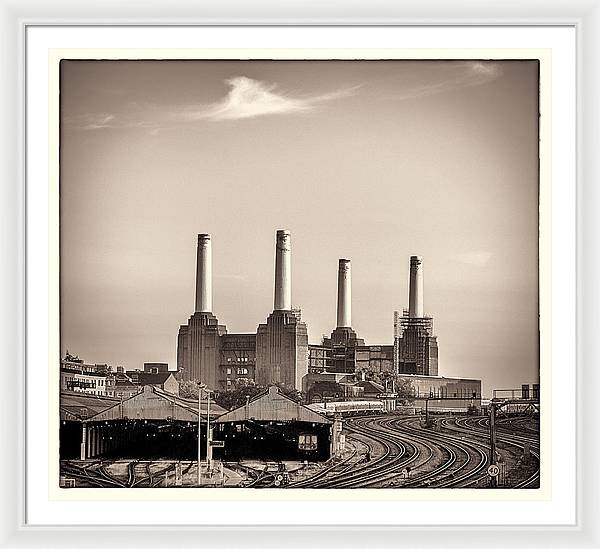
[64,350,81,363]
[214,384,263,410]
[395,377,415,405]
[214,383,305,410]
[178,379,200,399]
[179,379,305,410]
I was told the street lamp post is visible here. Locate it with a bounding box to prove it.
[197,382,206,486]
[206,388,212,475]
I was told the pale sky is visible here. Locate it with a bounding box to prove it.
[60,60,539,397]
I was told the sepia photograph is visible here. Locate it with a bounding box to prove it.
[58,58,540,489]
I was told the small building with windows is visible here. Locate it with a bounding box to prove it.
[142,362,169,374]
[60,359,108,396]
[125,371,179,395]
[214,386,334,462]
[218,333,257,390]
[402,374,482,412]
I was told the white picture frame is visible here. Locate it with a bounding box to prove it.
[1,1,598,547]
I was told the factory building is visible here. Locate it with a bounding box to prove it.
[175,233,470,400]
[302,372,363,403]
[176,233,227,389]
[307,259,363,375]
[177,231,308,391]
[219,334,256,390]
[307,258,394,377]
[404,374,482,411]
[214,386,334,462]
[304,254,454,405]
[394,256,438,376]
[255,231,309,390]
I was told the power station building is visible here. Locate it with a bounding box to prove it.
[394,256,439,376]
[177,231,308,391]
[176,230,468,397]
[307,255,436,378]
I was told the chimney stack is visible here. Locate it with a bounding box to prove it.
[195,234,212,313]
[336,259,351,328]
[409,255,424,318]
[274,230,292,311]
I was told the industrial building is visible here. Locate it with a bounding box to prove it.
[303,254,476,406]
[60,384,338,463]
[394,256,439,376]
[302,370,481,408]
[302,372,364,403]
[177,231,308,391]
[174,230,477,405]
[214,386,335,462]
[306,259,395,376]
[405,374,482,411]
[307,256,436,378]
[60,385,227,460]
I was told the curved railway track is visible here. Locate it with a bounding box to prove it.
[60,414,539,490]
[452,416,540,488]
[308,417,416,488]
[293,413,539,489]
[378,416,493,488]
[62,460,180,488]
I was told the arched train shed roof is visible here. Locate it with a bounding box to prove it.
[61,385,226,422]
[216,386,332,424]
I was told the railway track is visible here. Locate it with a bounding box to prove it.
[59,414,539,490]
[294,413,539,489]
[61,460,126,487]
[295,416,451,489]
[453,416,540,488]
[386,417,488,488]
[288,441,361,488]
[61,460,181,488]
[307,417,416,488]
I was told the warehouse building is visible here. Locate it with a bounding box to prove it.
[214,386,334,462]
[60,385,226,460]
[405,374,482,411]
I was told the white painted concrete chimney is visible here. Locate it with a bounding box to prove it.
[336,259,351,328]
[274,230,291,311]
[409,255,424,318]
[195,234,212,313]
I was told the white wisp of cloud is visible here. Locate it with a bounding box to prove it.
[393,61,504,101]
[183,76,359,121]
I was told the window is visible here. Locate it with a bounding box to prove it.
[226,368,231,375]
[298,433,318,451]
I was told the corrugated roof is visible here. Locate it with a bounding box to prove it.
[89,385,226,422]
[356,380,385,394]
[60,392,121,420]
[216,386,332,424]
